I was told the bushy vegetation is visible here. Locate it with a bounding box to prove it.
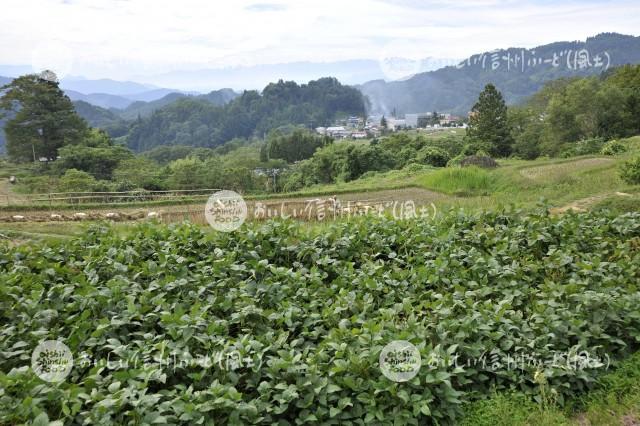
[600,139,628,156]
[1,209,640,424]
[281,133,463,191]
[508,64,640,158]
[620,156,640,185]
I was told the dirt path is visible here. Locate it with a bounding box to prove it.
[550,191,634,214]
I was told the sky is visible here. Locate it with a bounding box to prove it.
[0,0,639,83]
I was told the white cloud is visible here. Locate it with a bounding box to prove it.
[0,0,638,80]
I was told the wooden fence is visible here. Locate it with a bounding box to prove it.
[2,189,222,206]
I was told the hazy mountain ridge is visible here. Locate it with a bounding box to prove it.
[138,58,459,92]
[65,90,135,109]
[70,89,241,139]
[60,78,157,96]
[64,88,198,110]
[117,89,239,120]
[359,32,640,116]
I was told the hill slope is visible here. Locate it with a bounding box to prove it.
[118,89,238,120]
[360,33,640,116]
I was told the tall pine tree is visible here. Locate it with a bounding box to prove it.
[465,84,513,157]
[0,71,87,162]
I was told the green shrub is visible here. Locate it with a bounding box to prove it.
[57,168,98,192]
[416,146,450,167]
[601,140,627,156]
[401,162,430,173]
[447,153,465,167]
[620,156,640,185]
[560,137,606,158]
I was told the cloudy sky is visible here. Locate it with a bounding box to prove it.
[1,0,638,82]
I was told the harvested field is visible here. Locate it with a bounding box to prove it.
[519,158,615,181]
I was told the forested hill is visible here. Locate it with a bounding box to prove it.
[118,88,238,121]
[360,32,640,116]
[125,77,366,152]
[72,101,129,137]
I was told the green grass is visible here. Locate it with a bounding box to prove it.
[416,166,513,196]
[461,351,640,425]
[593,194,640,213]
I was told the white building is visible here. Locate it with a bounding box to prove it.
[326,126,351,138]
[389,119,406,130]
[405,113,432,128]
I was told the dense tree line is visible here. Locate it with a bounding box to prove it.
[126,77,366,152]
[508,64,640,158]
[281,133,463,191]
[262,128,333,163]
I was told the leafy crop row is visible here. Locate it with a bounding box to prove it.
[1,208,640,424]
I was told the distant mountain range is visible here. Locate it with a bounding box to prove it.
[0,74,199,109]
[62,82,199,110]
[138,57,459,92]
[359,33,640,116]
